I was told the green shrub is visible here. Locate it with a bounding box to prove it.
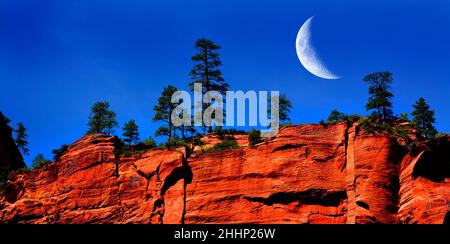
[17,167,31,173]
[248,129,261,148]
[326,110,361,124]
[160,137,186,150]
[319,120,326,126]
[393,128,412,142]
[347,114,362,124]
[399,112,409,122]
[214,127,247,139]
[327,109,346,123]
[52,144,69,162]
[201,136,240,153]
[142,136,157,148]
[132,136,157,152]
[280,122,293,128]
[32,154,53,169]
[358,117,388,134]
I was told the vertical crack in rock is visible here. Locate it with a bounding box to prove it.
[181,156,192,224]
[344,123,356,223]
[113,138,122,178]
[342,122,350,172]
[160,156,192,224]
[112,139,125,220]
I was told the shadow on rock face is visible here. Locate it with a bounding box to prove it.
[444,212,450,224]
[412,137,450,182]
[3,182,23,203]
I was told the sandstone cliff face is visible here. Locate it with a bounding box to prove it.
[398,137,450,224]
[0,135,187,224]
[0,124,448,224]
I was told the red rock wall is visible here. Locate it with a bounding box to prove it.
[398,137,450,224]
[0,135,187,224]
[0,124,448,224]
[345,126,402,223]
[185,124,348,224]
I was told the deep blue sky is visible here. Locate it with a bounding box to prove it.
[1,0,449,166]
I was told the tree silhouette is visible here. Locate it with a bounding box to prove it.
[411,97,437,139]
[32,153,52,169]
[122,120,140,146]
[87,101,118,135]
[153,85,178,139]
[189,38,229,133]
[268,94,292,124]
[364,72,394,123]
[52,144,69,162]
[15,122,29,156]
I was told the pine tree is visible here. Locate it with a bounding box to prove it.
[411,97,437,139]
[122,120,140,146]
[189,38,229,133]
[153,85,178,139]
[363,72,394,123]
[15,122,29,156]
[268,94,293,124]
[279,94,293,123]
[87,101,118,135]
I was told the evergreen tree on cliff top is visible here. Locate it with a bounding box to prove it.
[87,101,118,136]
[153,85,178,139]
[279,94,292,123]
[411,97,437,139]
[363,72,394,123]
[122,120,140,146]
[268,93,293,124]
[15,122,29,156]
[189,38,229,133]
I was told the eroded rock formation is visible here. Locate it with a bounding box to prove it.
[0,123,448,224]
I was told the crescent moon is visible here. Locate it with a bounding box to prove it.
[296,16,340,79]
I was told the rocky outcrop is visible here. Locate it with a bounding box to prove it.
[0,123,448,224]
[398,136,450,224]
[0,135,187,223]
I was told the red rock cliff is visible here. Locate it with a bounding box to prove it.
[0,123,448,224]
